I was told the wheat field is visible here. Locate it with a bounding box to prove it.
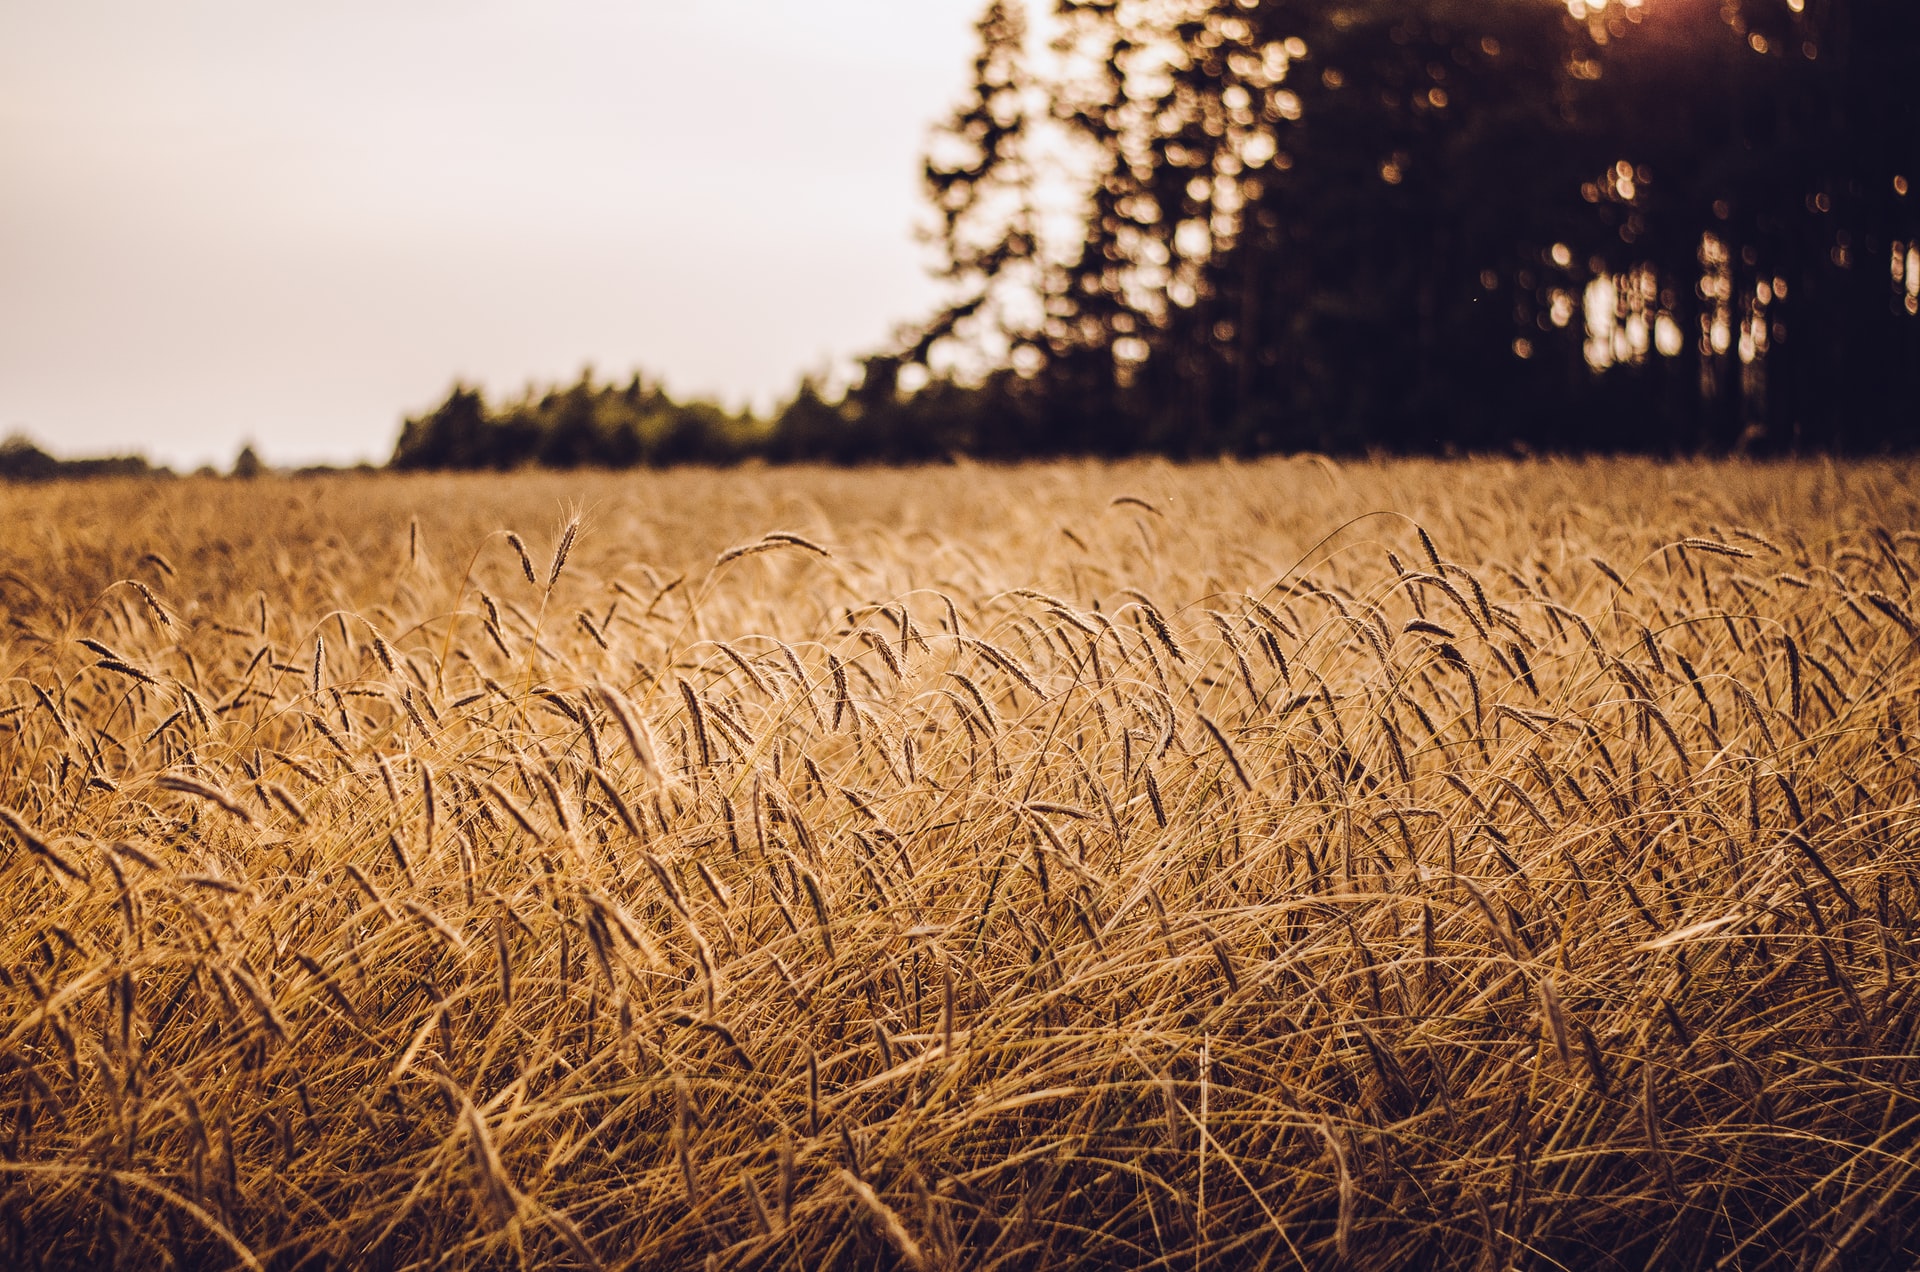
[2,459,1918,1270]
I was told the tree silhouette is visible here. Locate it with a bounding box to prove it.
[388,0,1918,469]
[391,374,764,471]
[910,0,1920,454]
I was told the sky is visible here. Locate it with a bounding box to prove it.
[0,1,987,469]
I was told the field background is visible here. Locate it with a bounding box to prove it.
[2,459,1918,1269]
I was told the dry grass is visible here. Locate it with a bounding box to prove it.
[1,458,1918,1270]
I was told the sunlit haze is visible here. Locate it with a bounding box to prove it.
[0,2,985,468]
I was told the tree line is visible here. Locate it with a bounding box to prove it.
[393,0,1919,470]
[0,435,164,482]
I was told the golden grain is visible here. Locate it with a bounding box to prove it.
[0,460,1914,1270]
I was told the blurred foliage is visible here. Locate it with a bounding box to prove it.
[230,444,265,480]
[394,0,1918,470]
[913,0,1920,455]
[0,435,162,482]
[391,373,766,471]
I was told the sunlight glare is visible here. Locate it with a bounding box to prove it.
[1567,0,1646,17]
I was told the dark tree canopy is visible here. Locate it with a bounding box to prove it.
[913,0,1920,455]
[390,372,763,471]
[0,434,161,482]
[390,0,1918,469]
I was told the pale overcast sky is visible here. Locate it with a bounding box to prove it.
[0,1,985,468]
